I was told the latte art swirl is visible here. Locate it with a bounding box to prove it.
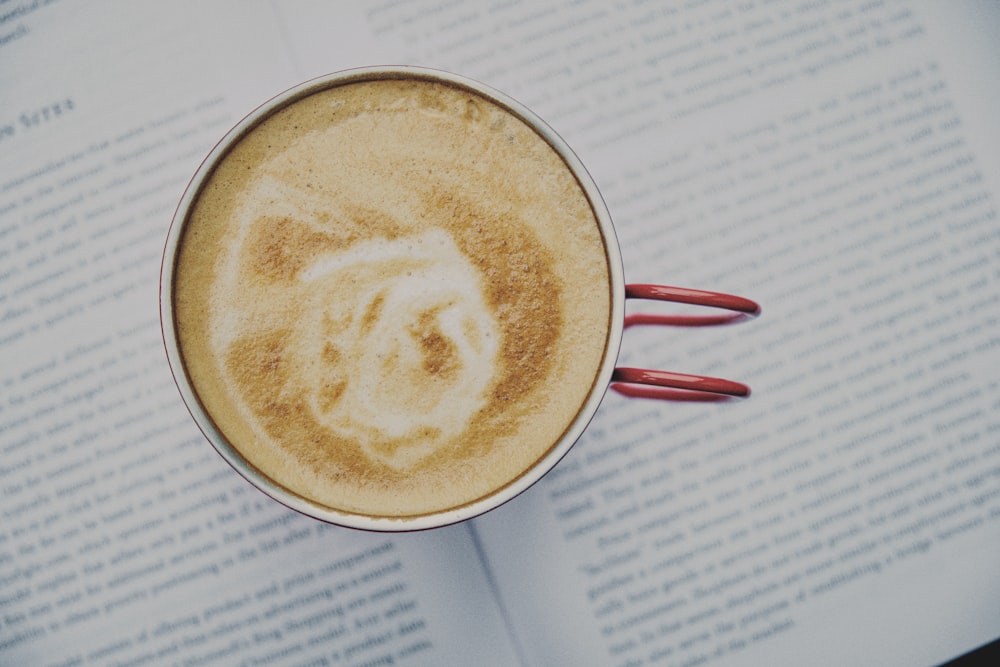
[297,229,500,468]
[172,76,612,517]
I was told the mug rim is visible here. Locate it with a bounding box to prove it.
[159,65,627,531]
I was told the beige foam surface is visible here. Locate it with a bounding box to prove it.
[173,77,611,518]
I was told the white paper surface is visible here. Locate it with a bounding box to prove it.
[2,2,998,666]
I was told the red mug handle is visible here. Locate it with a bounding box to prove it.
[611,284,761,402]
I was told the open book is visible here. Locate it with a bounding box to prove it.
[2,2,998,665]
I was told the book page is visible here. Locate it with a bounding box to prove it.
[0,3,522,665]
[5,2,999,666]
[307,1,1000,665]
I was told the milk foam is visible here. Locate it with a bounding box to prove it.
[173,77,612,517]
[295,228,499,468]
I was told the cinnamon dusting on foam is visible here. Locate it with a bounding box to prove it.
[173,78,610,517]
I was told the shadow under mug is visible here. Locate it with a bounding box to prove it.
[159,66,760,531]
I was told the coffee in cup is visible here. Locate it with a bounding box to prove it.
[164,68,612,525]
[162,67,759,530]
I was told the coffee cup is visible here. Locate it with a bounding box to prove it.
[159,66,759,531]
